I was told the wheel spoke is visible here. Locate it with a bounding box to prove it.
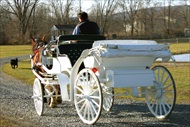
[151,98,156,109]
[158,68,160,82]
[83,102,88,118]
[76,94,83,98]
[161,70,165,83]
[87,103,90,121]
[89,100,98,115]
[163,75,169,86]
[164,94,173,103]
[163,97,172,109]
[161,99,167,115]
[164,83,172,90]
[75,86,84,94]
[89,104,95,120]
[155,99,159,113]
[90,88,98,96]
[76,98,85,104]
[90,95,100,99]
[159,101,162,116]
[91,99,100,108]
[79,100,86,113]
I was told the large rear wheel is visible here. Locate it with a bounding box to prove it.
[74,69,103,125]
[146,65,176,119]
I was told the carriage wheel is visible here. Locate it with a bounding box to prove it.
[101,84,114,112]
[146,65,176,119]
[74,69,103,125]
[33,78,44,116]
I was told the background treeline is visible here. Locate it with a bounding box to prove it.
[0,0,189,45]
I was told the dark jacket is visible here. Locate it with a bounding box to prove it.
[73,20,101,35]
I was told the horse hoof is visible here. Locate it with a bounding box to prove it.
[49,98,56,108]
[56,97,62,104]
[49,103,56,108]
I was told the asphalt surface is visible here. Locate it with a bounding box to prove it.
[0,55,190,127]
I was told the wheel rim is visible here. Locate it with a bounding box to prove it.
[146,66,176,119]
[102,84,114,112]
[74,69,102,124]
[33,78,44,116]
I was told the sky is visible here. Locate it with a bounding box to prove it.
[77,0,94,12]
[41,0,189,14]
[77,0,190,13]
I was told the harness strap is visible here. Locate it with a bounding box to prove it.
[34,48,40,55]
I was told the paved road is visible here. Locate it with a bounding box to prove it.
[0,55,190,127]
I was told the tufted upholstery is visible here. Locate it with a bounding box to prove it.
[58,43,92,66]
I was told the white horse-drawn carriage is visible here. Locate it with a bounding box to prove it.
[31,35,176,125]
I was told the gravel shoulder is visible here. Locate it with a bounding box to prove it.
[0,55,190,127]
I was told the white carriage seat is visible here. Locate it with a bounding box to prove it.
[92,40,172,62]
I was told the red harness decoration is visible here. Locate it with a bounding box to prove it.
[34,48,40,55]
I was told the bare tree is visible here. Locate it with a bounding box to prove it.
[93,0,118,34]
[147,2,160,36]
[119,0,143,37]
[136,0,153,36]
[138,0,160,38]
[47,0,74,25]
[29,3,52,39]
[3,0,39,44]
[161,0,174,37]
[178,0,190,28]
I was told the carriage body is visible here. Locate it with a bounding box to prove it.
[31,35,176,125]
[84,40,171,88]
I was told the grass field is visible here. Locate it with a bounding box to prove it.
[169,43,190,54]
[1,43,190,104]
[0,45,32,58]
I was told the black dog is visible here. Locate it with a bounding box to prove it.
[10,58,18,69]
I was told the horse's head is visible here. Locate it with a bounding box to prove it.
[31,35,47,54]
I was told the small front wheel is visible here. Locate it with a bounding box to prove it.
[33,78,44,116]
[146,65,176,119]
[74,69,103,125]
[101,84,114,112]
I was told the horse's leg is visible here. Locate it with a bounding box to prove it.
[50,97,56,108]
[45,85,57,108]
[55,85,62,104]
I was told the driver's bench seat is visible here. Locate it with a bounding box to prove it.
[57,35,106,66]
